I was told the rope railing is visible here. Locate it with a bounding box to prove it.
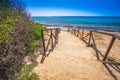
[40,28,60,63]
[68,28,120,65]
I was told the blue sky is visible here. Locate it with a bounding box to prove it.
[23,0,120,16]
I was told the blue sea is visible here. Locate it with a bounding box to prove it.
[31,16,120,32]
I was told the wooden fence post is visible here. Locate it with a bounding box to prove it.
[103,36,116,61]
[56,29,58,44]
[77,29,79,37]
[40,30,46,63]
[82,29,84,39]
[51,30,54,50]
[87,31,92,47]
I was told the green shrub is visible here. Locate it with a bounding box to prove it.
[26,40,38,50]
[31,23,42,40]
[0,0,41,80]
[0,15,14,54]
[26,22,43,51]
[17,65,39,80]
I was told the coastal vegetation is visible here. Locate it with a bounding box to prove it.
[0,0,42,79]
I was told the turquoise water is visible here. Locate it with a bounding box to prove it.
[31,16,120,32]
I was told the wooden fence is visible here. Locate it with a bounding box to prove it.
[68,28,120,65]
[40,28,60,63]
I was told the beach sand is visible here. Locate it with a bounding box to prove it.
[31,27,120,80]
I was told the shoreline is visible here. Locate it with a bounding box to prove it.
[42,25,120,32]
[43,26,120,38]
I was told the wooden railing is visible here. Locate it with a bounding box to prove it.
[40,28,60,63]
[68,28,120,65]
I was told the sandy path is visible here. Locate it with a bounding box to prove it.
[32,31,112,80]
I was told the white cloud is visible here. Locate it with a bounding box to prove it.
[28,8,101,16]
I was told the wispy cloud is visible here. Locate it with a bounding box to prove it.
[29,8,101,16]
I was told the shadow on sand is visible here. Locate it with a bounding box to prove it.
[103,63,120,80]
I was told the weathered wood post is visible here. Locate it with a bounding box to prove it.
[77,29,79,37]
[103,36,116,61]
[40,30,46,63]
[51,30,54,51]
[87,31,92,47]
[82,28,84,40]
[56,28,58,44]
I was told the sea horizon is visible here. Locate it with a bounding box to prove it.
[31,16,120,32]
[31,16,120,17]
